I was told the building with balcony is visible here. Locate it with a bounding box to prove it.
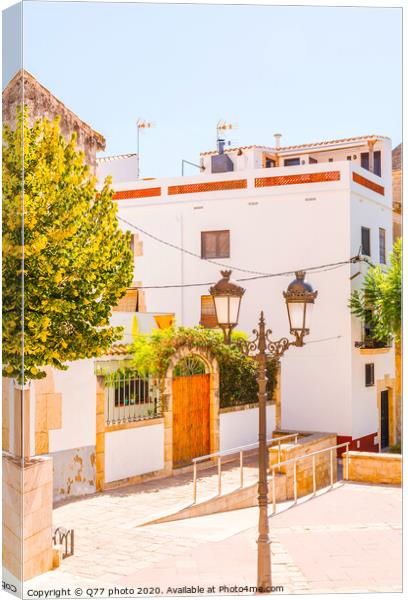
[98,134,397,453]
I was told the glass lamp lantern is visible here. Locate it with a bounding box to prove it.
[209,270,245,344]
[283,271,318,345]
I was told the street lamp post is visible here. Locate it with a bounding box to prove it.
[209,270,317,592]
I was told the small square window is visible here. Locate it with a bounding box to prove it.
[201,230,230,259]
[365,363,375,387]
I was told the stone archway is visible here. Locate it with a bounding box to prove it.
[162,346,220,473]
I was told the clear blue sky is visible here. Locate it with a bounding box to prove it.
[19,1,402,178]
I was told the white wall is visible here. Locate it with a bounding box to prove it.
[105,423,164,483]
[110,160,392,441]
[349,175,394,440]
[48,359,96,453]
[220,405,276,452]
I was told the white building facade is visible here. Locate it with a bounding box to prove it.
[97,135,396,453]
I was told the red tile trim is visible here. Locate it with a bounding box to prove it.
[255,171,341,188]
[352,172,384,196]
[168,179,247,195]
[113,187,161,200]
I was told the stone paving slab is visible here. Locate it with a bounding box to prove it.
[25,478,402,597]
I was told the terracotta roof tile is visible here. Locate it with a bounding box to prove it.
[106,344,132,356]
[200,135,390,156]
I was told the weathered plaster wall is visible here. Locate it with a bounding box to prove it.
[52,446,96,503]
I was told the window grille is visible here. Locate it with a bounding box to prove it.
[104,372,161,425]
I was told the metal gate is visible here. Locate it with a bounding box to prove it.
[172,357,210,468]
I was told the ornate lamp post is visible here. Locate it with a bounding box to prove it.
[210,270,317,592]
[209,270,245,344]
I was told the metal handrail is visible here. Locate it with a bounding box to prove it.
[192,433,299,504]
[270,441,351,513]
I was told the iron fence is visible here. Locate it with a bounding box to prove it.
[104,372,161,425]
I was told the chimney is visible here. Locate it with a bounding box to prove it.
[274,133,282,149]
[217,138,225,155]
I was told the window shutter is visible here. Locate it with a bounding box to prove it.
[200,295,218,328]
[201,231,230,259]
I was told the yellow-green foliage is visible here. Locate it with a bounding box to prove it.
[2,108,133,382]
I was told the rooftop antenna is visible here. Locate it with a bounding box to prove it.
[216,120,235,154]
[136,119,154,178]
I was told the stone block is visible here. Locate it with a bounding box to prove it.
[35,431,49,455]
[24,526,53,558]
[23,482,52,516]
[23,458,53,493]
[23,548,53,581]
[46,393,62,430]
[23,504,52,539]
[52,545,63,569]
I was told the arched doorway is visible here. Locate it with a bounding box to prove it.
[172,356,210,468]
[162,346,220,472]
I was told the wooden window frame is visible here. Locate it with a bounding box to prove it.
[201,230,230,259]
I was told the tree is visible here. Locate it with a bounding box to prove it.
[2,108,134,383]
[350,238,402,343]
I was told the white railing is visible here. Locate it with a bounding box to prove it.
[191,433,299,504]
[269,441,350,513]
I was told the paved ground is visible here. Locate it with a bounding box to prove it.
[25,465,402,596]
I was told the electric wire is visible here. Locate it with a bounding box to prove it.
[118,214,366,289]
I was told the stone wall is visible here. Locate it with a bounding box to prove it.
[2,70,105,171]
[342,451,401,485]
[269,432,337,499]
[2,454,53,580]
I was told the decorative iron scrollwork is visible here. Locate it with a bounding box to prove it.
[53,527,74,559]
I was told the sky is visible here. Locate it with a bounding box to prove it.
[6,1,403,178]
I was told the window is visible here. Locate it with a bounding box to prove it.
[201,230,230,259]
[360,152,369,171]
[347,156,352,161]
[265,158,276,168]
[309,156,318,164]
[200,295,218,328]
[373,151,381,177]
[365,363,375,387]
[360,151,381,176]
[361,227,371,256]
[379,228,386,264]
[328,158,333,163]
[283,157,300,167]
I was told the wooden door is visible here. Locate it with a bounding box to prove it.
[172,373,210,468]
[380,390,389,449]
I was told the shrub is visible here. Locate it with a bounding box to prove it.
[130,326,277,408]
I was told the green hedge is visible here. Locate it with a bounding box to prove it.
[130,326,277,408]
